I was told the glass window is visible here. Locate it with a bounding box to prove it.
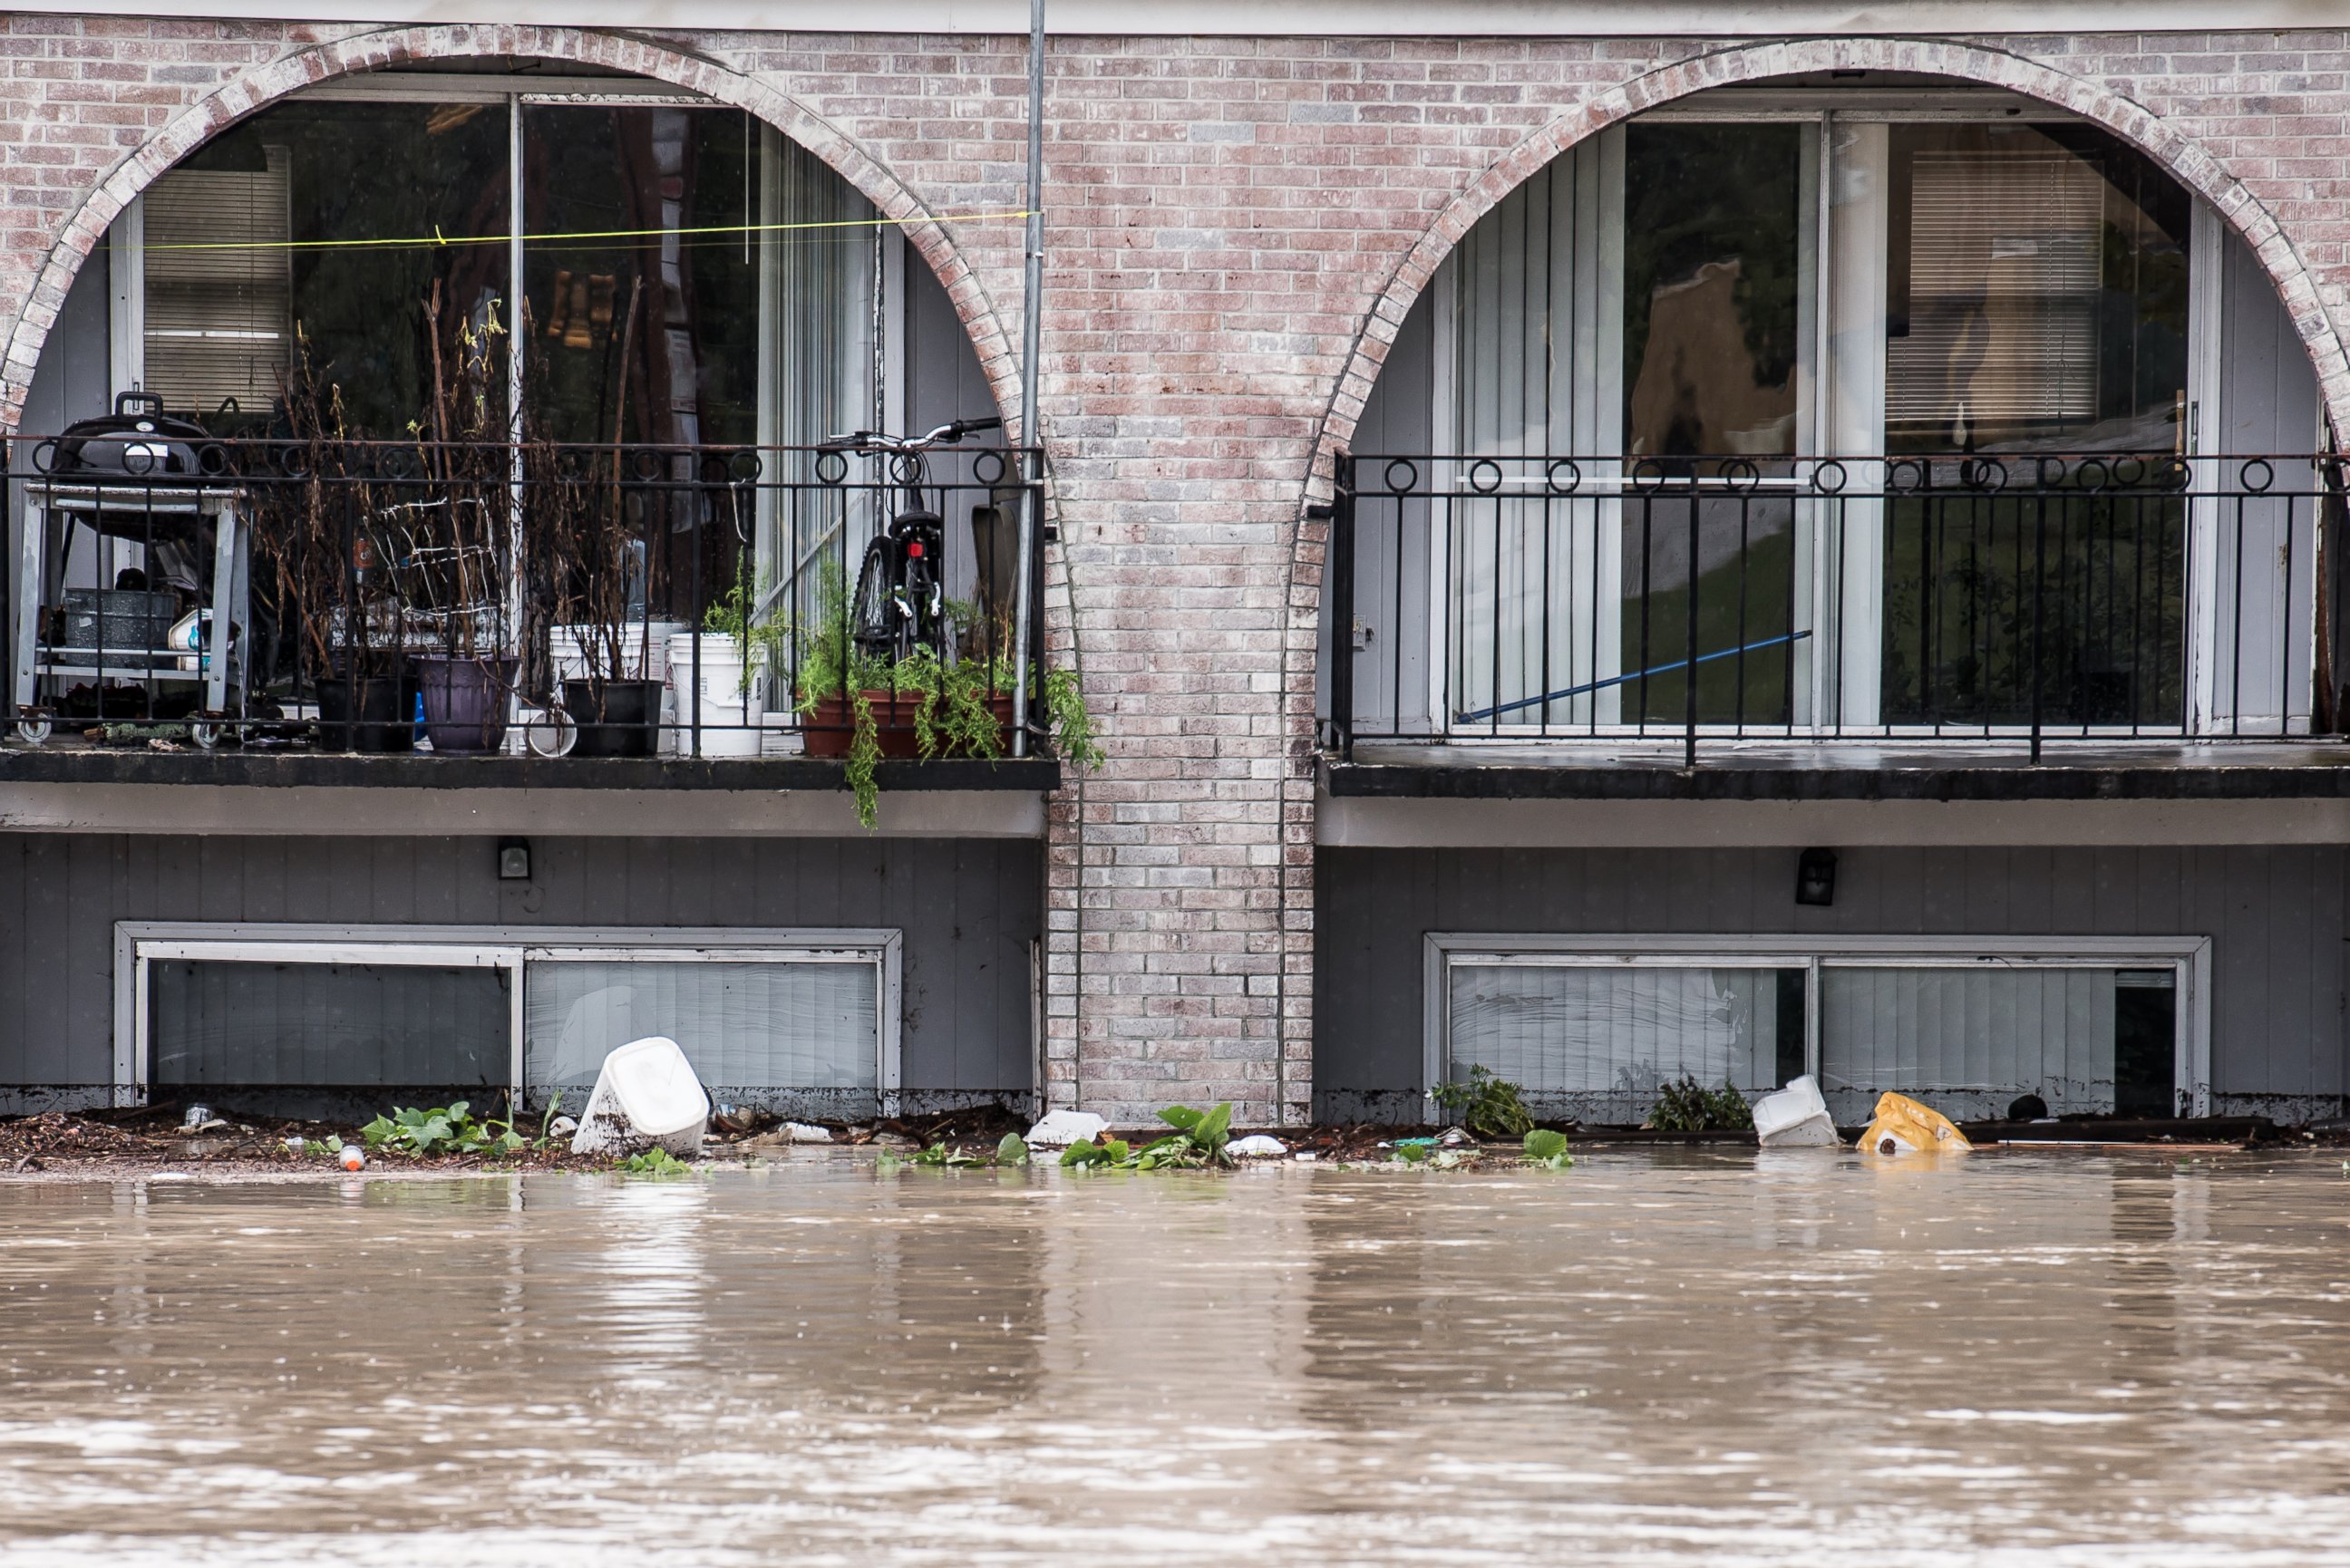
[1619,124,1811,728]
[523,957,881,1099]
[1417,103,2234,740]
[148,101,510,437]
[1884,123,2190,456]
[150,958,510,1087]
[1874,125,2195,730]
[1446,962,1805,1120]
[1818,963,2176,1122]
[1623,123,1807,460]
[127,95,870,459]
[1438,948,2186,1127]
[522,105,760,448]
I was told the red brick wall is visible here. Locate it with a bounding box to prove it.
[5,21,2347,1122]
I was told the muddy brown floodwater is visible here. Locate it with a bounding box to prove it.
[5,1148,2350,1565]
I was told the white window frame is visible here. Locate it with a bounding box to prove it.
[113,921,903,1109]
[1435,90,2245,742]
[1423,931,2213,1118]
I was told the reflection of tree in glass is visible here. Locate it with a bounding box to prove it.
[1622,124,1802,458]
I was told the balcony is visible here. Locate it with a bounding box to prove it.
[3,437,1066,806]
[1323,450,2350,802]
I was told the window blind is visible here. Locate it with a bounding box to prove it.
[1448,963,1784,1118]
[1819,965,2120,1122]
[151,958,509,1088]
[1887,149,2103,432]
[524,957,879,1093]
[141,146,293,417]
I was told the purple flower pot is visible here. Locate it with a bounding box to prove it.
[414,655,515,755]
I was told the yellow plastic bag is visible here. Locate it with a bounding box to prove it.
[1856,1091,1972,1156]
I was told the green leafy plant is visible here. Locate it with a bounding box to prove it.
[1431,1065,1535,1140]
[357,1096,554,1158]
[1522,1128,1574,1170]
[1646,1076,1755,1132]
[621,1146,694,1177]
[702,560,792,697]
[1039,664,1103,769]
[1058,1104,1236,1170]
[361,1101,489,1157]
[793,563,1103,829]
[1134,1102,1234,1168]
[1059,1135,1132,1167]
[882,1133,1034,1171]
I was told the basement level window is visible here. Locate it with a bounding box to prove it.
[118,924,901,1115]
[1428,934,2209,1125]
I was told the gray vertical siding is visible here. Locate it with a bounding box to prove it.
[8,251,112,703]
[1315,844,2350,1121]
[0,834,1041,1104]
[1320,290,1436,730]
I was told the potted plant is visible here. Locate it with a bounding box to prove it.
[520,280,671,758]
[255,337,414,753]
[795,566,1102,827]
[681,560,789,757]
[405,284,516,756]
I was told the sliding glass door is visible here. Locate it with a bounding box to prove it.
[1872,123,2194,731]
[116,87,876,460]
[1432,99,2264,740]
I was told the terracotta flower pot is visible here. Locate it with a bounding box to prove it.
[800,690,1012,759]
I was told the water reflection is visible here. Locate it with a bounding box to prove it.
[3,1151,2350,1563]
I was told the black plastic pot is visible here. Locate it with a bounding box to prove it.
[315,675,415,754]
[563,677,662,758]
[416,655,516,755]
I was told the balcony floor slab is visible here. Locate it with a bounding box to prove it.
[1330,739,2350,801]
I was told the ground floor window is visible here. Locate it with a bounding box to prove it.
[1429,934,2209,1124]
[118,923,900,1114]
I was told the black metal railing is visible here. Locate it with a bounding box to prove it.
[1327,451,2349,765]
[4,439,1048,762]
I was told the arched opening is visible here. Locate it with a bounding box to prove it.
[1316,69,2335,1130]
[12,61,1020,762]
[1328,72,2331,754]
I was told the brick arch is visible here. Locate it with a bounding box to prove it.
[1286,35,2350,751]
[0,24,1024,434]
[1313,36,2346,482]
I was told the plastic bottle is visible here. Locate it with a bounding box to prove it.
[341,1145,365,1172]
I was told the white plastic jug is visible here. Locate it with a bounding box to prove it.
[1753,1074,1840,1147]
[570,1036,710,1157]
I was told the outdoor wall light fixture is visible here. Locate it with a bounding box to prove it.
[498,837,532,881]
[1796,847,1838,907]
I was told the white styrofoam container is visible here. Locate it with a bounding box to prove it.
[1024,1109,1107,1148]
[1753,1074,1840,1147]
[570,1036,710,1158]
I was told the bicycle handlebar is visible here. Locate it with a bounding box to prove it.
[820,416,1005,454]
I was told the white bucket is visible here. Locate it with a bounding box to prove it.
[1753,1074,1840,1147]
[665,633,763,756]
[570,1036,710,1157]
[550,621,689,684]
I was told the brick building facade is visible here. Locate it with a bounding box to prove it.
[5,10,2349,1125]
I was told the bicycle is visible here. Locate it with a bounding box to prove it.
[821,417,1002,663]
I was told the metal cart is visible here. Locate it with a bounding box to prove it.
[10,479,248,745]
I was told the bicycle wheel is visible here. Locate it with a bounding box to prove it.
[850,535,898,664]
